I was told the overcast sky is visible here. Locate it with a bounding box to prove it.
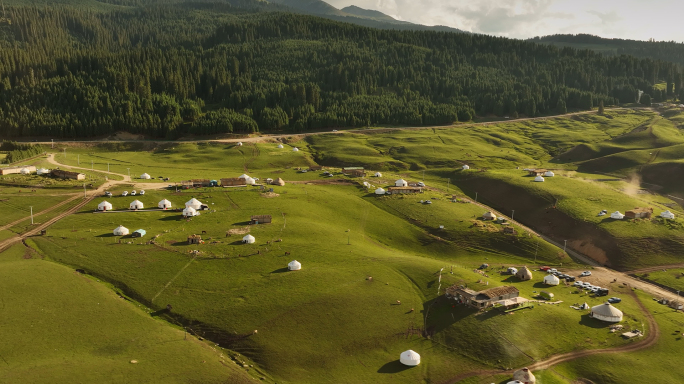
[326,0,684,42]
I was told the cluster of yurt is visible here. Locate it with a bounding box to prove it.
[238,174,257,185]
[510,367,536,384]
[158,199,172,210]
[661,210,676,219]
[462,164,470,170]
[515,266,533,281]
[534,175,545,182]
[129,200,144,210]
[590,302,623,322]
[544,170,555,177]
[140,173,151,180]
[543,273,560,286]
[242,234,256,244]
[375,187,386,195]
[395,179,408,187]
[37,168,50,175]
[399,350,420,366]
[288,260,301,271]
[113,225,129,236]
[98,201,113,211]
[610,211,625,220]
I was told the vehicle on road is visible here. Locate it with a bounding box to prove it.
[608,297,621,303]
[104,191,112,197]
[122,191,128,197]
[580,271,592,277]
[540,266,550,271]
[549,268,558,274]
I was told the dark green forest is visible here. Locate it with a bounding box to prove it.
[0,0,681,138]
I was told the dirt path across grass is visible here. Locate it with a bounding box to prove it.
[439,291,659,384]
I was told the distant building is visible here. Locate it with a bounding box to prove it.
[0,165,37,175]
[51,169,85,180]
[132,229,146,238]
[250,215,272,224]
[221,178,247,187]
[187,234,202,244]
[528,169,547,176]
[625,207,653,219]
[445,285,519,309]
[309,166,323,171]
[387,186,423,195]
[342,167,366,177]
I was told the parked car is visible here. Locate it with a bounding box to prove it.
[566,276,576,282]
[580,271,592,277]
[608,297,621,303]
[131,190,136,196]
[540,266,551,271]
[549,268,558,274]
[573,281,583,287]
[104,191,112,197]
[122,191,129,196]
[417,182,425,187]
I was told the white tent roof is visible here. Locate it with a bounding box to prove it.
[288,260,302,270]
[237,142,243,146]
[158,199,172,208]
[20,167,31,174]
[140,173,151,179]
[375,188,386,195]
[544,171,555,177]
[544,274,560,285]
[534,175,545,182]
[580,302,589,309]
[98,201,113,210]
[37,168,50,175]
[242,234,255,243]
[399,350,420,366]
[395,179,408,187]
[113,225,129,236]
[292,147,299,152]
[244,176,256,185]
[462,164,470,170]
[129,200,144,209]
[513,367,536,383]
[183,206,198,216]
[238,174,250,179]
[661,210,675,219]
[610,211,625,219]
[185,198,202,209]
[375,172,382,177]
[591,302,623,322]
[277,144,284,148]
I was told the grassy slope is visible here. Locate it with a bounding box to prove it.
[0,242,255,384]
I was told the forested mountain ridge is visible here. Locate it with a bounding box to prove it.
[0,1,680,139]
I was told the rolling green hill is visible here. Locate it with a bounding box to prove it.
[340,5,405,23]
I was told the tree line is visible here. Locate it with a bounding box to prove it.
[0,1,681,139]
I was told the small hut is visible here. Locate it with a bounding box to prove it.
[242,234,256,244]
[183,206,199,217]
[250,215,272,224]
[288,260,302,271]
[97,201,113,211]
[158,199,172,210]
[395,179,408,187]
[374,172,382,177]
[129,200,144,210]
[462,164,470,170]
[140,173,151,180]
[113,225,129,236]
[185,198,202,210]
[132,229,146,238]
[512,367,536,384]
[375,187,386,195]
[544,171,555,177]
[399,350,420,366]
[661,210,676,219]
[610,211,625,220]
[590,302,623,322]
[515,266,533,281]
[187,234,202,244]
[483,211,497,221]
[534,175,545,182]
[543,274,560,286]
[275,178,285,186]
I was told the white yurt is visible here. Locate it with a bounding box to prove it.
[610,211,625,220]
[292,147,299,152]
[97,201,113,211]
[375,187,386,195]
[183,206,199,217]
[140,173,151,180]
[277,144,284,149]
[543,274,560,286]
[129,200,144,210]
[534,175,545,182]
[661,210,676,219]
[113,225,129,236]
[399,350,420,366]
[590,302,623,322]
[242,234,256,244]
[512,367,536,383]
[158,199,172,210]
[36,168,50,175]
[288,260,302,271]
[544,171,555,177]
[395,179,408,187]
[20,167,32,175]
[375,172,382,177]
[483,211,497,221]
[185,198,202,210]
[244,176,256,185]
[462,164,470,170]
[236,142,243,146]
[238,174,250,179]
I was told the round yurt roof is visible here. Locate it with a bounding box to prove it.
[37,168,50,174]
[292,147,299,152]
[591,302,623,322]
[20,167,31,174]
[395,179,407,186]
[375,188,386,195]
[661,210,675,219]
[544,274,560,285]
[186,198,202,208]
[243,234,255,243]
[238,174,250,179]
[237,142,243,146]
[288,260,302,270]
[141,172,150,177]
[113,225,129,235]
[462,164,470,170]
[534,175,545,182]
[375,172,382,177]
[544,171,555,177]
[399,350,420,366]
[183,206,197,214]
[512,367,536,383]
[277,144,284,148]
[516,266,533,280]
[130,200,143,207]
[244,176,256,185]
[158,199,172,206]
[483,211,497,219]
[610,211,624,219]
[98,200,113,209]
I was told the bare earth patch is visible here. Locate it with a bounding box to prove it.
[226,227,250,235]
[261,192,280,198]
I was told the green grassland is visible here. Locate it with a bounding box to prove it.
[634,268,684,293]
[0,192,73,227]
[0,242,255,384]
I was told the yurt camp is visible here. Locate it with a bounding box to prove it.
[113,225,129,236]
[512,367,536,383]
[399,350,420,366]
[185,198,202,210]
[534,175,545,182]
[661,210,675,219]
[129,200,144,210]
[183,206,199,217]
[97,201,113,211]
[515,266,533,281]
[543,274,560,286]
[590,302,623,322]
[242,234,256,244]
[610,211,625,219]
[288,260,302,271]
[158,199,172,210]
[140,173,151,179]
[395,179,408,187]
[375,187,386,195]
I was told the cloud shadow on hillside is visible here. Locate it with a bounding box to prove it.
[377,360,413,374]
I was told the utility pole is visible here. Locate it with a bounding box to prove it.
[475,192,478,202]
[83,183,87,198]
[77,154,79,165]
[51,139,54,149]
[563,240,567,253]
[511,210,515,221]
[30,206,33,224]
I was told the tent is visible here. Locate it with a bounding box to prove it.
[483,211,497,221]
[399,350,420,366]
[97,201,113,211]
[113,225,129,236]
[140,173,151,179]
[158,199,172,209]
[543,274,560,286]
[236,142,243,146]
[275,178,285,186]
[183,206,199,217]
[462,164,470,170]
[610,211,625,219]
[288,260,302,271]
[185,198,202,210]
[242,234,256,244]
[375,172,382,177]
[238,174,250,179]
[36,168,50,175]
[375,187,386,195]
[661,210,675,219]
[534,175,545,182]
[512,367,536,384]
[244,176,256,185]
[580,302,589,310]
[590,302,623,322]
[292,147,299,152]
[277,144,284,149]
[20,167,32,175]
[507,267,518,275]
[395,179,408,187]
[544,171,555,177]
[129,200,144,210]
[516,266,533,281]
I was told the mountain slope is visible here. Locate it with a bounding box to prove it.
[340,5,405,23]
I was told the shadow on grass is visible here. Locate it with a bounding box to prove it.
[96,233,116,238]
[232,221,252,226]
[151,308,170,317]
[271,267,289,274]
[579,314,612,329]
[158,215,183,221]
[377,360,413,374]
[533,282,550,289]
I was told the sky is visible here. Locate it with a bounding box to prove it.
[325,0,684,42]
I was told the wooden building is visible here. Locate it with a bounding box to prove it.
[192,179,212,187]
[51,169,85,180]
[625,207,653,219]
[342,167,366,177]
[250,215,272,224]
[387,186,423,195]
[445,285,520,309]
[308,166,323,171]
[187,234,202,244]
[221,178,247,187]
[528,169,547,176]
